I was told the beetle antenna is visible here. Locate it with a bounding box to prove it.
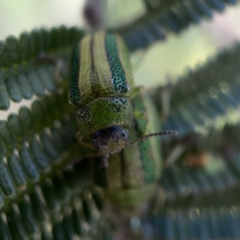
[128,130,178,146]
[64,130,177,169]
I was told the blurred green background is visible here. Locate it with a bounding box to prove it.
[0,0,240,87]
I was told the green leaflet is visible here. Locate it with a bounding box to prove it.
[0,25,113,237]
[0,0,239,238]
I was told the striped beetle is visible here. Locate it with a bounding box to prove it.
[65,0,176,213]
[69,31,176,167]
[69,31,134,163]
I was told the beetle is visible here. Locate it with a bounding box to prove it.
[69,31,134,164]
[69,30,176,167]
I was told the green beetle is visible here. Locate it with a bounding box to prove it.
[69,31,174,166]
[70,31,135,161]
[67,29,166,213]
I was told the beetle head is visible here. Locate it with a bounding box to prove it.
[93,126,129,153]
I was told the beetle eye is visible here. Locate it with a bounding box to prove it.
[121,130,129,140]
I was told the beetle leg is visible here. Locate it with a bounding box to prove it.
[78,140,95,149]
[76,132,95,149]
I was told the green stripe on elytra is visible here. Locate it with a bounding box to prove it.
[132,96,156,184]
[70,44,81,106]
[139,140,156,183]
[105,34,128,94]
